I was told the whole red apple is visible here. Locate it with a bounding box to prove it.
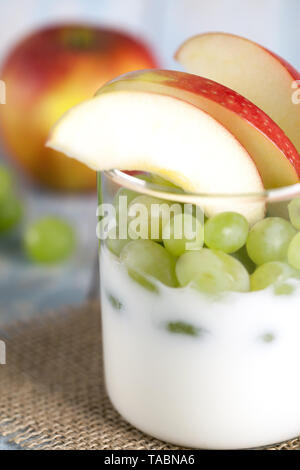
[0,24,157,191]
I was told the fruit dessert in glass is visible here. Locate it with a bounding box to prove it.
[47,33,300,449]
[96,170,300,450]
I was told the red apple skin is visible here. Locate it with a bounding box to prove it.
[0,25,158,191]
[175,32,300,169]
[106,69,300,185]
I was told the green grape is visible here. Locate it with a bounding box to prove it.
[0,166,13,202]
[232,245,256,274]
[134,173,154,183]
[216,250,250,292]
[134,172,183,191]
[120,239,178,291]
[24,216,75,264]
[246,217,296,265]
[0,166,21,232]
[147,174,181,189]
[176,250,232,294]
[113,187,138,219]
[106,226,130,257]
[0,195,22,232]
[162,213,204,257]
[133,173,175,186]
[288,232,300,270]
[204,211,249,253]
[288,198,300,230]
[274,283,295,296]
[183,203,206,223]
[176,248,249,294]
[250,261,295,291]
[134,172,181,189]
[128,195,181,241]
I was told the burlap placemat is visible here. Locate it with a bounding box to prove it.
[0,301,299,450]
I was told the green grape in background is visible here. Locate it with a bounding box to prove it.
[204,211,249,253]
[24,216,76,264]
[0,165,22,233]
[120,239,178,291]
[288,198,300,230]
[0,195,23,232]
[246,217,296,265]
[0,166,13,202]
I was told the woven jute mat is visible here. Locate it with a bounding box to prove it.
[0,301,299,451]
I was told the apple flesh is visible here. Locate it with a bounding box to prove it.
[176,32,300,166]
[95,69,300,189]
[0,25,157,191]
[47,70,265,223]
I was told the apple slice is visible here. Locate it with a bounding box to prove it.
[101,70,300,189]
[47,71,265,223]
[176,32,300,161]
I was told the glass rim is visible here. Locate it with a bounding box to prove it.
[103,170,300,204]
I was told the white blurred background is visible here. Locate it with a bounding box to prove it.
[1,0,300,69]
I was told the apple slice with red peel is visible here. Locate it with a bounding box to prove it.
[175,32,300,160]
[47,70,265,223]
[102,70,300,189]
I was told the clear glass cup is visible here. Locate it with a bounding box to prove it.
[97,170,300,450]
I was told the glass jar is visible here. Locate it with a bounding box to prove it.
[97,170,300,450]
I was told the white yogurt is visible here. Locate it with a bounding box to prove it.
[100,246,300,449]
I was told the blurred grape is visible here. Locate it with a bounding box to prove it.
[0,195,22,232]
[0,166,13,202]
[24,216,76,264]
